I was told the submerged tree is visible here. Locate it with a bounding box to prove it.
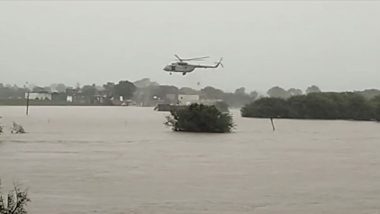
[0,180,30,214]
[165,103,234,133]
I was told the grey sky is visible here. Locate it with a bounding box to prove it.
[0,1,379,92]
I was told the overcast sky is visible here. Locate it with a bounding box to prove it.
[0,1,379,92]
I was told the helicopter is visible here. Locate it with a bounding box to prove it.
[163,55,223,75]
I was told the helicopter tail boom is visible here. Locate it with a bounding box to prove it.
[216,57,224,68]
[192,57,223,69]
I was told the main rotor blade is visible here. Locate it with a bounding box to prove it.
[174,54,182,62]
[182,56,210,61]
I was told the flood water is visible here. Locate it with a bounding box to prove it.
[0,106,379,214]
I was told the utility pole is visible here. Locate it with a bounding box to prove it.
[25,82,30,116]
[270,117,275,131]
[26,91,30,116]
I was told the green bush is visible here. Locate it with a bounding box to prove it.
[165,103,234,133]
[241,97,289,118]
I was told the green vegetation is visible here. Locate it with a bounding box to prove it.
[0,80,137,106]
[241,97,289,118]
[0,80,258,107]
[241,92,380,121]
[266,85,321,99]
[114,81,137,100]
[1,81,380,110]
[372,96,380,121]
[0,180,30,214]
[165,103,234,133]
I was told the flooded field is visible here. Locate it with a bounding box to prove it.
[0,106,380,214]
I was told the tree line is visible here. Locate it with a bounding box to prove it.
[0,81,136,100]
[0,79,258,107]
[241,92,380,121]
[2,80,380,113]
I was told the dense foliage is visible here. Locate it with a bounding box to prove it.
[266,85,320,99]
[0,180,30,214]
[372,95,380,121]
[113,81,137,100]
[165,103,234,133]
[241,92,380,121]
[214,101,229,112]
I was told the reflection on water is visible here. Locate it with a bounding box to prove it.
[0,106,379,214]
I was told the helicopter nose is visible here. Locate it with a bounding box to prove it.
[163,66,170,71]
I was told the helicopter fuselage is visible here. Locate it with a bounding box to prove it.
[163,62,221,75]
[163,62,195,74]
[163,55,223,75]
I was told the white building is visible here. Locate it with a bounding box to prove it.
[25,92,52,100]
[66,95,73,102]
[178,94,199,105]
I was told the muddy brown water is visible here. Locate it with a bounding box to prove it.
[0,106,379,214]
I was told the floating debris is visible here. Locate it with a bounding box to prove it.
[11,122,25,134]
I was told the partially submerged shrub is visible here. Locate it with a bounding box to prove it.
[0,180,30,214]
[11,122,25,134]
[165,103,234,133]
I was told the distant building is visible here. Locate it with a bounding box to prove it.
[25,92,52,100]
[178,94,199,105]
[66,95,73,102]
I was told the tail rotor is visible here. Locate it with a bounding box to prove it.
[215,57,224,68]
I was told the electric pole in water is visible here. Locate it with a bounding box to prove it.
[25,82,30,116]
